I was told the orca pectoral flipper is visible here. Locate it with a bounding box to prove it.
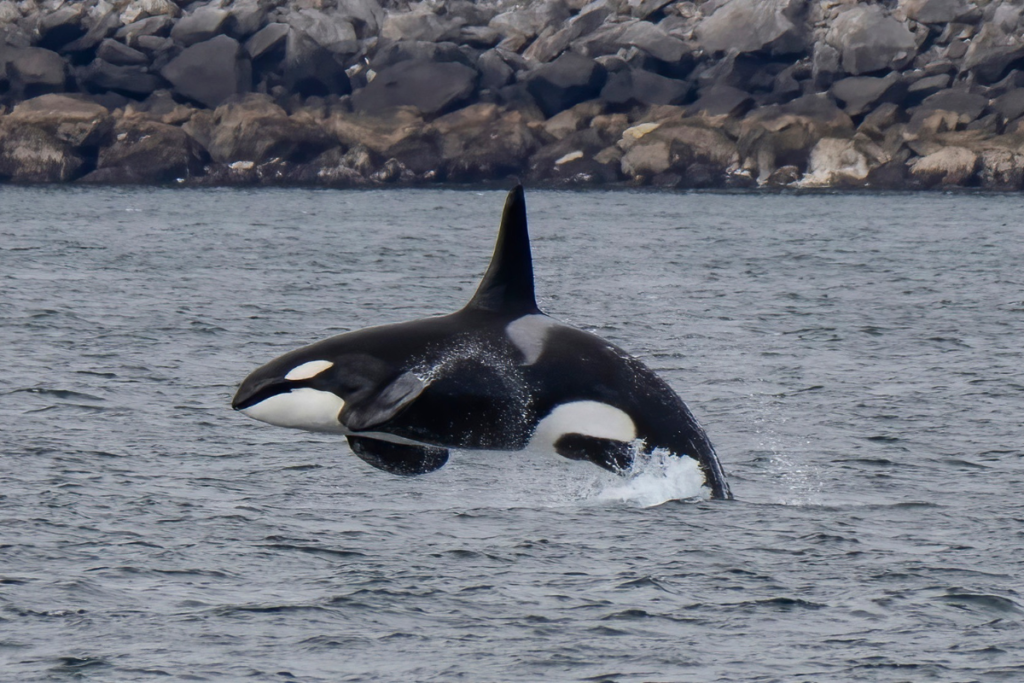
[554,433,634,474]
[347,436,449,475]
[342,371,427,432]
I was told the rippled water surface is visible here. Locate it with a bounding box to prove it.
[2,187,1023,682]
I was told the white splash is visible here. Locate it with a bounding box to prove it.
[593,449,709,507]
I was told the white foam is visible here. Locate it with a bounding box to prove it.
[593,450,709,507]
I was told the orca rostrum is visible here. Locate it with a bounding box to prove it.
[232,186,732,500]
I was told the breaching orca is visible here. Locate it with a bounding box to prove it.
[232,186,731,499]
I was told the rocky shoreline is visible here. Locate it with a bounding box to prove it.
[2,0,1024,189]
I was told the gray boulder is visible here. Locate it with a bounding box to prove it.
[369,41,472,71]
[477,49,515,91]
[686,84,754,117]
[524,52,607,118]
[288,9,359,55]
[246,23,288,60]
[992,88,1024,122]
[830,73,901,116]
[116,16,176,46]
[337,0,385,38]
[489,0,571,44]
[962,16,1024,83]
[226,0,266,39]
[906,73,950,100]
[86,118,204,184]
[37,3,87,51]
[7,47,67,99]
[206,95,333,164]
[171,6,230,47]
[827,5,917,75]
[0,123,82,182]
[161,35,252,108]
[600,68,690,106]
[899,0,974,24]
[77,58,163,97]
[380,8,463,43]
[62,9,121,52]
[96,39,150,66]
[617,21,689,63]
[7,94,112,148]
[916,88,987,123]
[283,29,351,98]
[697,0,807,56]
[352,60,477,116]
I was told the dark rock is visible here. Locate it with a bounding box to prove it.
[161,35,252,108]
[62,9,121,53]
[858,102,904,137]
[830,73,901,116]
[77,59,163,98]
[633,0,674,21]
[37,4,87,51]
[283,29,351,98]
[7,94,112,148]
[522,25,574,65]
[86,118,204,184]
[765,164,801,186]
[434,104,539,181]
[687,84,754,118]
[488,1,570,44]
[96,39,150,66]
[738,94,854,181]
[620,121,739,186]
[478,49,514,90]
[600,68,690,106]
[459,26,502,49]
[136,35,176,55]
[917,89,987,122]
[811,42,841,89]
[7,47,67,99]
[525,52,607,118]
[352,60,477,116]
[243,24,285,62]
[369,41,472,71]
[902,0,975,25]
[116,16,176,45]
[906,73,951,101]
[380,8,463,44]
[171,7,230,47]
[827,4,917,75]
[617,21,689,63]
[206,95,333,164]
[226,0,266,39]
[132,90,194,125]
[542,100,604,140]
[337,0,386,39]
[289,9,359,55]
[992,88,1024,122]
[698,0,807,56]
[963,22,1024,83]
[571,20,632,59]
[246,22,288,62]
[529,128,619,184]
[0,123,82,182]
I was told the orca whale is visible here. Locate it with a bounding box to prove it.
[232,186,731,499]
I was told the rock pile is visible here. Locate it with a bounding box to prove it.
[2,0,1024,188]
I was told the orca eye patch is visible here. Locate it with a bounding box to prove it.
[285,360,335,381]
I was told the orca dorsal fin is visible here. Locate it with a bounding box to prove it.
[465,185,540,315]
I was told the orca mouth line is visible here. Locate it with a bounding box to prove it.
[232,382,293,411]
